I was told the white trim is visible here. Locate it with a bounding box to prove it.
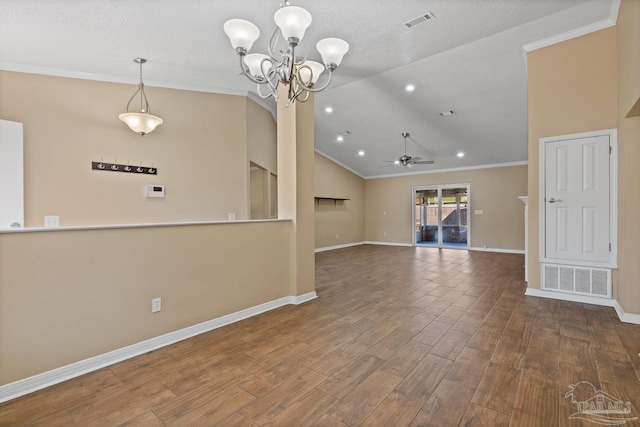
[319,242,525,254]
[315,242,364,253]
[314,149,365,178]
[522,18,616,53]
[469,247,525,255]
[0,218,292,234]
[525,287,615,307]
[538,129,617,269]
[525,288,640,325]
[363,241,413,247]
[609,0,621,25]
[0,292,316,404]
[365,161,527,180]
[613,301,640,325]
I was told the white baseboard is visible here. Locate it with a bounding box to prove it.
[315,242,365,253]
[363,241,412,247]
[469,247,525,255]
[614,301,640,324]
[0,291,317,404]
[525,288,640,325]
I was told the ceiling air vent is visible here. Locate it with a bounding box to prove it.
[404,12,436,28]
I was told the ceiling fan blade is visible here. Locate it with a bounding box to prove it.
[382,160,397,163]
[412,156,423,162]
[412,160,435,164]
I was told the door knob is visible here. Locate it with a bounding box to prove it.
[548,198,561,203]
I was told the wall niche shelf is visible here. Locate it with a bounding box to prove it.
[315,197,349,206]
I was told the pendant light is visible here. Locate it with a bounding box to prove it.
[118,58,163,136]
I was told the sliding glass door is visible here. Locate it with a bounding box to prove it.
[413,184,469,248]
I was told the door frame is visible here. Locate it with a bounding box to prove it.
[538,128,618,268]
[412,183,471,248]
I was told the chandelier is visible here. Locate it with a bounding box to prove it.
[118,58,163,136]
[223,2,349,104]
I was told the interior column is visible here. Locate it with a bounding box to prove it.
[277,85,315,297]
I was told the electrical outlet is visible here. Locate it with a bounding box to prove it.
[152,298,161,313]
[44,215,59,227]
[336,234,339,239]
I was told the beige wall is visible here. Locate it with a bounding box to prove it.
[364,165,527,250]
[247,99,277,174]
[0,221,291,385]
[616,0,640,315]
[247,99,277,219]
[0,71,250,226]
[314,153,365,249]
[526,28,618,291]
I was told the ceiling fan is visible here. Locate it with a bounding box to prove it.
[383,132,435,167]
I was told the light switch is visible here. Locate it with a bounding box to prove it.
[474,210,484,215]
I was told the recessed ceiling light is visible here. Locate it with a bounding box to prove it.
[325,106,333,113]
[457,152,464,158]
[405,84,415,92]
[439,109,456,117]
[358,150,365,156]
[336,135,344,142]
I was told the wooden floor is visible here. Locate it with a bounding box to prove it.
[2,245,640,426]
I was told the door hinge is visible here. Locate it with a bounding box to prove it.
[609,243,612,251]
[610,146,612,155]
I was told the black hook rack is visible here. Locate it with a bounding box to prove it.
[91,160,157,175]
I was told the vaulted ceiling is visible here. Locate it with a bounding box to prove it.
[0,0,617,177]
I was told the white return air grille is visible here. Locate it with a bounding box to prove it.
[542,263,611,298]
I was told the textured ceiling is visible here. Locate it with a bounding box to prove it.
[0,0,616,177]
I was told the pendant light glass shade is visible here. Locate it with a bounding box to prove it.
[316,38,350,68]
[118,112,163,136]
[118,58,163,137]
[299,60,325,85]
[224,19,260,51]
[244,53,270,79]
[273,6,312,40]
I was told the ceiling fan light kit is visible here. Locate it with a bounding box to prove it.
[223,1,349,105]
[383,132,435,168]
[118,58,163,137]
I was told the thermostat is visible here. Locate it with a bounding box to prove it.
[146,184,165,198]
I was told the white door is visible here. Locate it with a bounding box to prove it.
[544,134,610,263]
[0,119,24,229]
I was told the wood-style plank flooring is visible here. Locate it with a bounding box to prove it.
[2,245,640,426]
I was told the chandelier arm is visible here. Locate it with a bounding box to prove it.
[267,27,284,62]
[304,69,334,93]
[256,84,274,99]
[292,89,310,104]
[293,42,307,65]
[263,65,280,100]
